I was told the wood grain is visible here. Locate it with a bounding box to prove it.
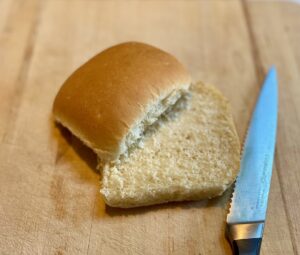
[0,0,299,254]
[245,2,300,254]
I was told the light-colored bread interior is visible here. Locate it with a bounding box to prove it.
[53,42,191,163]
[114,88,190,163]
[100,82,240,208]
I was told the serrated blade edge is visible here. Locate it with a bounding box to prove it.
[227,67,278,224]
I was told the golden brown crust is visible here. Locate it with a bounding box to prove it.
[53,42,191,161]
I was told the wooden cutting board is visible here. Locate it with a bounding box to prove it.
[0,1,299,254]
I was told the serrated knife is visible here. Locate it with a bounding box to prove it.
[226,67,278,255]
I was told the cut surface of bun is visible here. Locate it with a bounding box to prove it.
[100,82,240,208]
[53,42,191,163]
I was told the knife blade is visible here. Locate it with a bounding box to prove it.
[226,67,278,255]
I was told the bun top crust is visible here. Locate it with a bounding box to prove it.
[53,42,191,161]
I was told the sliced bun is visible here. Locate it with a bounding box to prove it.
[100,82,240,208]
[53,42,191,163]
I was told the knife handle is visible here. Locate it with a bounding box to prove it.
[232,238,262,255]
[226,222,264,255]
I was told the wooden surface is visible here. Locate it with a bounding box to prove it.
[0,1,299,254]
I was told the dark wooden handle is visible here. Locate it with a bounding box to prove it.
[232,238,262,255]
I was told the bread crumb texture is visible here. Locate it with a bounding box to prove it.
[100,82,240,208]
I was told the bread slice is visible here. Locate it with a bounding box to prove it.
[100,82,240,208]
[53,42,191,163]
